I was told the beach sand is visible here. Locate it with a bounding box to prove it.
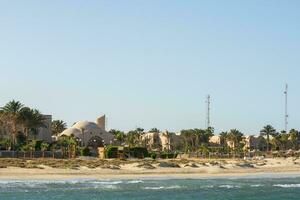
[0,158,300,180]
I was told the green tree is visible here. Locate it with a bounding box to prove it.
[51,120,67,136]
[226,129,244,150]
[41,142,49,158]
[0,100,25,149]
[67,137,77,158]
[180,129,194,153]
[126,128,145,146]
[109,129,126,144]
[278,130,289,151]
[126,130,140,146]
[219,132,228,148]
[20,108,46,141]
[28,140,37,158]
[260,125,276,152]
[289,129,300,150]
[149,128,160,133]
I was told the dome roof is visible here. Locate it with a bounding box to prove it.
[72,121,101,131]
[59,127,81,137]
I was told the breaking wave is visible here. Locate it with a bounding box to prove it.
[273,184,300,188]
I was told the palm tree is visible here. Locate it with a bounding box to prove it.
[219,132,228,148]
[0,100,25,149]
[41,142,49,158]
[180,129,194,153]
[260,125,276,152]
[67,137,77,159]
[162,131,172,152]
[28,140,37,158]
[126,130,139,146]
[109,129,126,144]
[20,108,46,142]
[289,129,300,150]
[51,120,67,136]
[149,128,160,133]
[226,129,243,150]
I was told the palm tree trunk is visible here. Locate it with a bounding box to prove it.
[267,134,270,152]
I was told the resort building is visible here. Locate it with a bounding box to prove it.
[209,135,267,151]
[58,115,115,148]
[141,131,182,151]
[243,135,267,151]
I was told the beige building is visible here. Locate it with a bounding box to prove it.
[243,135,267,151]
[141,131,182,151]
[59,115,114,148]
[209,135,267,151]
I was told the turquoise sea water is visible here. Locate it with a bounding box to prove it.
[1,176,300,200]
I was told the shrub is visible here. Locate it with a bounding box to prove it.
[150,152,157,159]
[34,140,43,151]
[160,152,178,159]
[80,147,90,156]
[130,147,148,158]
[105,146,118,158]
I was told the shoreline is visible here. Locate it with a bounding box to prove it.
[1,167,300,181]
[0,157,300,180]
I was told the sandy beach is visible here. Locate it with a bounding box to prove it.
[0,158,300,180]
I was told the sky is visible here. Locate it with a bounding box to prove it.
[0,1,300,134]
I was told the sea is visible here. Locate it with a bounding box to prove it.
[1,175,300,200]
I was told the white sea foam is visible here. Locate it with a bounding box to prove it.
[219,185,241,189]
[144,185,181,190]
[201,185,214,188]
[126,180,143,184]
[93,184,119,189]
[273,184,300,188]
[90,181,123,185]
[250,184,263,187]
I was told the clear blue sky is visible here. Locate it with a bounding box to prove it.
[0,1,299,134]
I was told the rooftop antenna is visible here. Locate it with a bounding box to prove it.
[206,95,211,129]
[284,84,288,133]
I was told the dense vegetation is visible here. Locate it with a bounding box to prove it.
[1,100,300,159]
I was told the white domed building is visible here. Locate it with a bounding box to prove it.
[58,115,115,148]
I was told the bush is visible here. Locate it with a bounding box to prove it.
[34,140,43,151]
[149,152,157,159]
[80,147,90,156]
[105,146,118,158]
[160,152,178,159]
[130,147,148,158]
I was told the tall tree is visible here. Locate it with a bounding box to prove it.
[51,120,67,136]
[0,100,25,148]
[219,132,228,148]
[149,128,160,133]
[126,130,140,147]
[20,108,46,141]
[260,125,276,152]
[109,129,126,144]
[289,129,300,150]
[226,129,244,150]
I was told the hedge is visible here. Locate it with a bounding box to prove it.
[160,152,178,159]
[130,147,148,158]
[149,152,157,159]
[106,146,118,158]
[80,147,90,156]
[105,146,149,159]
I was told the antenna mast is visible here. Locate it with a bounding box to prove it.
[206,95,211,129]
[284,84,288,133]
